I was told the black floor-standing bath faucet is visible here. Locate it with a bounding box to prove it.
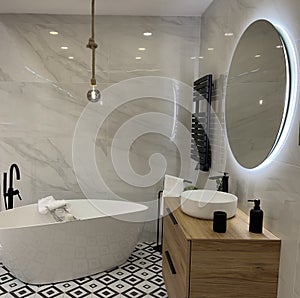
[3,163,22,210]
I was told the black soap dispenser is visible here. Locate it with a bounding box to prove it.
[248,199,263,233]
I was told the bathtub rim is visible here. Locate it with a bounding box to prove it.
[0,199,148,230]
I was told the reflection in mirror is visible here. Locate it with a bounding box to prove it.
[225,20,290,169]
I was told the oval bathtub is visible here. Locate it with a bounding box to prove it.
[0,199,148,284]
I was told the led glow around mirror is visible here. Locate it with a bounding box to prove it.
[225,20,291,169]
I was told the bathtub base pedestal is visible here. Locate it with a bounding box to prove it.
[0,199,147,284]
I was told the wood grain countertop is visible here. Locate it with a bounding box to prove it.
[164,197,280,241]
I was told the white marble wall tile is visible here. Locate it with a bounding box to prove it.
[0,15,200,85]
[0,14,200,242]
[94,136,180,195]
[200,1,300,297]
[0,136,85,208]
[0,82,86,137]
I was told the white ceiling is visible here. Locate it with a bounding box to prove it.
[0,0,213,16]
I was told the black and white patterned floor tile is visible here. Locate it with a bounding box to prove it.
[0,243,168,297]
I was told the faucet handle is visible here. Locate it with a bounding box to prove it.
[11,189,22,201]
[218,171,229,176]
[183,179,192,184]
[17,192,22,201]
[209,176,222,180]
[14,189,22,201]
[210,172,229,179]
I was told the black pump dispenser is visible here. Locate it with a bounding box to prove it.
[248,199,263,233]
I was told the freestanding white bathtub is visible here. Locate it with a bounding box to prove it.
[0,199,148,284]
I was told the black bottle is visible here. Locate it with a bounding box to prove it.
[248,199,263,233]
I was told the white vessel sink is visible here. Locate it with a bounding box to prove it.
[180,190,238,220]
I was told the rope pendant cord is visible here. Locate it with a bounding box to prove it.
[86,0,101,103]
[87,0,97,86]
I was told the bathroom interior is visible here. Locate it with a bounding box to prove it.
[0,0,299,297]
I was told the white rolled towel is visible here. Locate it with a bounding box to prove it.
[163,175,184,197]
[38,196,67,215]
[160,175,184,216]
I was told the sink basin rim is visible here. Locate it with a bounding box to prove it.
[180,189,238,220]
[181,190,238,203]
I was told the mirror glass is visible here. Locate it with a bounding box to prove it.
[225,20,290,169]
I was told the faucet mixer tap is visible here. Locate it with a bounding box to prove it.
[3,163,22,210]
[209,172,229,193]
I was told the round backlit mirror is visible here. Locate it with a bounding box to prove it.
[225,20,290,169]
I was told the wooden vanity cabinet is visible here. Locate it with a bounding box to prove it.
[162,198,281,298]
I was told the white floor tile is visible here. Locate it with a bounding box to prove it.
[0,243,168,298]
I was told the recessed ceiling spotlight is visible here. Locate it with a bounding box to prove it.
[68,56,74,60]
[138,47,146,51]
[135,56,142,60]
[224,32,234,36]
[143,32,152,37]
[49,31,59,35]
[255,54,261,58]
[61,46,69,50]
[208,47,214,51]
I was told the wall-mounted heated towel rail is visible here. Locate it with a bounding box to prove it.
[191,74,213,171]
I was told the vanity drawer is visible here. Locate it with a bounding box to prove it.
[162,198,281,298]
[162,208,190,298]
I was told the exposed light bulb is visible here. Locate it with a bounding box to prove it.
[143,32,152,36]
[87,86,101,103]
[49,31,59,35]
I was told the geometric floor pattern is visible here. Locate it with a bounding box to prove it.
[0,242,168,297]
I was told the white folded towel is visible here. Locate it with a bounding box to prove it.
[163,175,184,197]
[160,175,184,216]
[38,196,67,215]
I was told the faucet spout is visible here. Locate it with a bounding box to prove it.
[2,163,22,210]
[9,163,20,189]
[209,172,229,193]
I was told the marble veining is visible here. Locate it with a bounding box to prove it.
[200,1,300,297]
[0,15,200,84]
[0,14,201,241]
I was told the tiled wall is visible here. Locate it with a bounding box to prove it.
[0,14,201,240]
[200,1,300,297]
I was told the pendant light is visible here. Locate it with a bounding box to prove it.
[86,0,101,103]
